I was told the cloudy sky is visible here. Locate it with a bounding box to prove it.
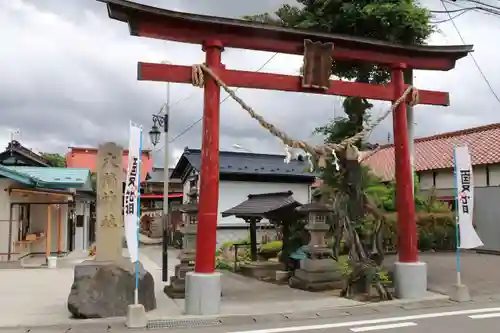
[1,0,500,167]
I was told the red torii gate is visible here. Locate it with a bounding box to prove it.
[99,0,472,303]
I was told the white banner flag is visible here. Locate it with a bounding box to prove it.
[124,122,142,262]
[453,145,483,249]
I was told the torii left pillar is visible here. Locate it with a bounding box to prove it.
[184,40,223,316]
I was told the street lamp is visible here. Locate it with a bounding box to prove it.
[148,60,171,283]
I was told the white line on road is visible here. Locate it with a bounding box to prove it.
[350,322,418,332]
[469,312,500,319]
[228,306,500,333]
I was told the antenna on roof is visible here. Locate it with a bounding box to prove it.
[9,129,20,156]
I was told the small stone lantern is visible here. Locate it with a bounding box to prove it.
[164,187,198,299]
[179,187,199,261]
[289,192,342,291]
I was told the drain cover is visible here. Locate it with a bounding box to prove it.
[147,318,222,330]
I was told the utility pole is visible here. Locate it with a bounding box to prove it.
[162,60,171,282]
[148,60,171,282]
[404,69,415,194]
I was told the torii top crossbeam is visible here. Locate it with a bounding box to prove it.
[102,0,472,70]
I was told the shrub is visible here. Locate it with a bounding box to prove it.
[259,240,283,253]
[381,212,455,252]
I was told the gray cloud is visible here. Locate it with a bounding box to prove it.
[1,0,499,167]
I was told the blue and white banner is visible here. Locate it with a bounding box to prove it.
[453,145,483,249]
[124,121,142,262]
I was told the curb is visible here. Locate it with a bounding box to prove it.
[2,294,459,331]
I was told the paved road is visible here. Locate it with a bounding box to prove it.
[142,303,500,333]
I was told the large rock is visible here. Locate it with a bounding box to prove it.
[67,259,156,318]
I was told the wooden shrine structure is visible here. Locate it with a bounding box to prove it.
[98,0,472,281]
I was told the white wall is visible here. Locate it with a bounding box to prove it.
[419,165,493,190]
[0,179,14,259]
[180,176,312,226]
[219,180,311,226]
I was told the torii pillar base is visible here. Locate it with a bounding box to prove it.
[394,261,427,299]
[185,272,221,315]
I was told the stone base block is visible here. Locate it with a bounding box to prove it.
[275,270,291,282]
[175,263,194,279]
[164,284,185,299]
[289,276,343,292]
[301,258,338,272]
[126,304,147,328]
[294,269,342,283]
[67,259,156,318]
[394,261,427,299]
[185,272,221,315]
[449,284,471,302]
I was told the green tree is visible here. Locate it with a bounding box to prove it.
[245,0,434,146]
[40,152,66,167]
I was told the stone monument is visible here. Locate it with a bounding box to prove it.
[67,142,156,319]
[289,194,343,291]
[165,187,198,298]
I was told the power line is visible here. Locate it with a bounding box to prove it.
[431,9,469,22]
[462,0,500,11]
[443,0,500,17]
[165,53,279,147]
[441,0,500,104]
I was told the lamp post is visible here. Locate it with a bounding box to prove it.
[148,61,171,282]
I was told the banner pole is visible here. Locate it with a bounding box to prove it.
[135,126,143,305]
[453,148,462,286]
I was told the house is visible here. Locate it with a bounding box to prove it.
[363,123,500,202]
[143,167,183,208]
[0,166,92,264]
[0,140,51,167]
[142,167,184,239]
[0,141,96,254]
[170,148,316,246]
[362,123,500,252]
[65,146,154,182]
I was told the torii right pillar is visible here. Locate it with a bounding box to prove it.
[392,63,426,299]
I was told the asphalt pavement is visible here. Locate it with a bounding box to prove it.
[139,302,500,333]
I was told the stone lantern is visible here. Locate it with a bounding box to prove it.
[164,187,198,299]
[289,192,343,291]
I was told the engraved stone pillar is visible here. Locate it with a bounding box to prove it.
[95,142,124,262]
[165,187,198,298]
[289,193,342,291]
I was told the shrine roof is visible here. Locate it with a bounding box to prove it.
[98,0,473,70]
[171,148,316,182]
[221,191,302,219]
[363,123,500,181]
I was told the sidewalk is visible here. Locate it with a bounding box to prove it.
[2,247,488,331]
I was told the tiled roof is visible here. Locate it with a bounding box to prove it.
[363,123,500,181]
[171,148,317,181]
[221,191,302,218]
[66,147,153,182]
[145,167,181,183]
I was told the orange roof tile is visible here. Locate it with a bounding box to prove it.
[363,123,500,181]
[65,147,153,182]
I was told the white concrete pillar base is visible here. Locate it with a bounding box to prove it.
[185,271,221,315]
[449,284,471,302]
[126,304,147,328]
[394,261,427,299]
